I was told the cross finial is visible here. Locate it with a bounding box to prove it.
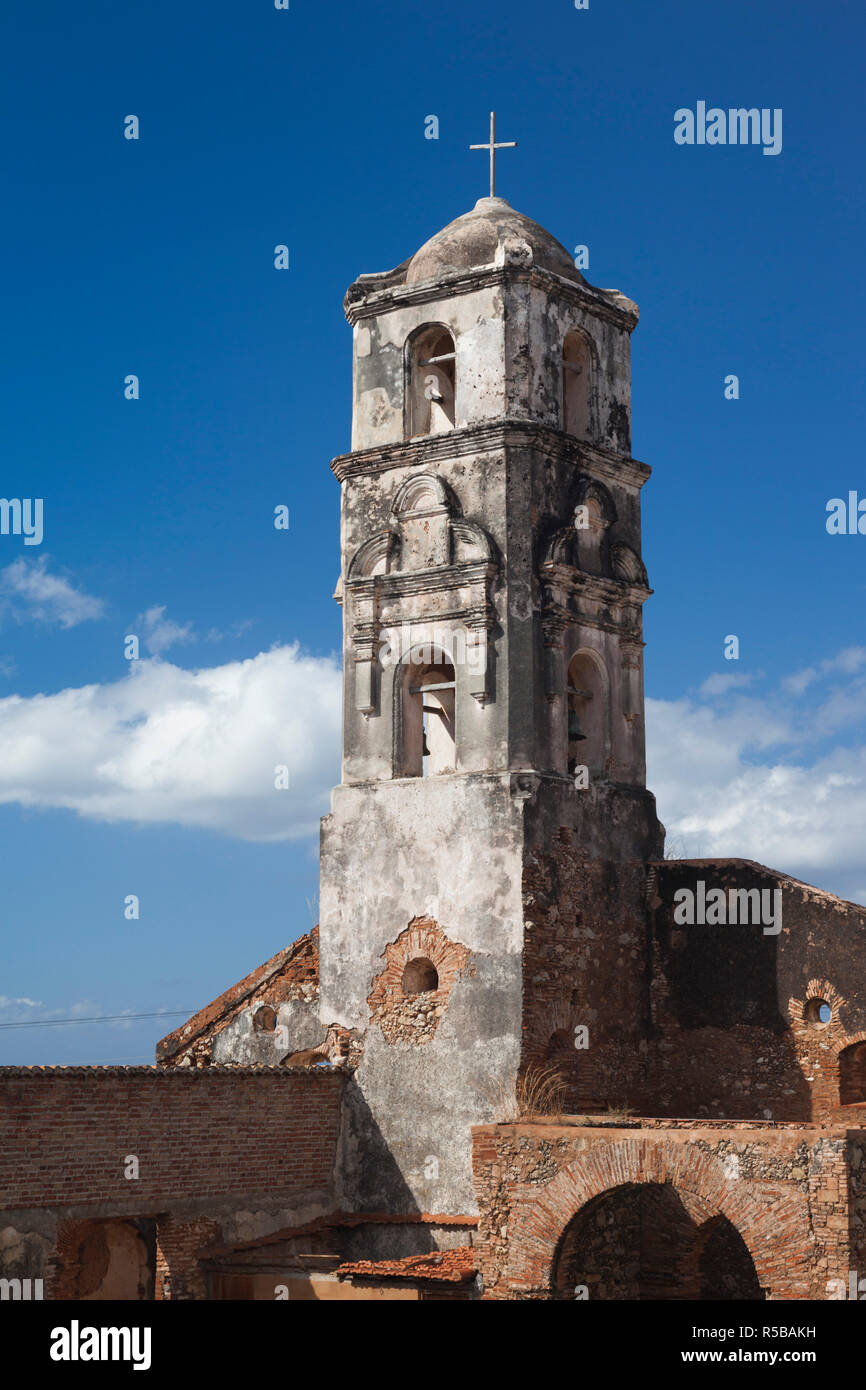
[470,111,517,198]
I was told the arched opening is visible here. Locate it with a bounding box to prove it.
[402,958,439,995]
[546,1029,574,1064]
[562,330,592,440]
[63,1219,155,1301]
[566,650,608,778]
[804,997,832,1027]
[573,492,608,575]
[399,651,456,778]
[839,1042,866,1105]
[407,325,456,438]
[253,1005,277,1032]
[697,1216,764,1300]
[554,1185,763,1301]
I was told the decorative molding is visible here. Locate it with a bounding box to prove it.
[344,261,639,333]
[330,421,651,489]
[347,529,399,580]
[392,472,452,516]
[611,541,649,588]
[573,475,618,526]
[345,472,498,714]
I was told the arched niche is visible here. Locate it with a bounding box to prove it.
[395,647,456,778]
[562,329,594,440]
[572,477,615,576]
[839,1040,866,1105]
[566,649,609,778]
[406,324,456,438]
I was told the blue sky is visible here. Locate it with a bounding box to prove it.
[1,0,865,1063]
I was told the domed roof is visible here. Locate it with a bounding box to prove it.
[405,196,584,286]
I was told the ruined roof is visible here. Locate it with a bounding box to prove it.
[651,858,866,916]
[156,927,319,1064]
[200,1212,477,1261]
[335,1247,477,1285]
[405,196,585,286]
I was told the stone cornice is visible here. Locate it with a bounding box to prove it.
[542,599,647,643]
[331,421,651,489]
[344,263,639,333]
[346,559,496,603]
[542,563,652,608]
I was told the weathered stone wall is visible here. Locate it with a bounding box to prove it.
[471,1121,857,1301]
[648,861,866,1120]
[367,916,472,1046]
[517,852,866,1125]
[847,1134,866,1289]
[347,234,635,454]
[334,427,652,789]
[521,830,652,1112]
[320,773,526,1228]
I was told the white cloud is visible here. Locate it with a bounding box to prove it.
[781,646,866,696]
[648,654,866,904]
[0,627,863,905]
[698,671,755,697]
[0,556,104,628]
[0,644,341,841]
[135,604,195,656]
[131,607,253,655]
[0,996,42,1011]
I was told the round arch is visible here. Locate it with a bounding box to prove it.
[504,1138,813,1300]
[566,646,610,777]
[561,327,598,440]
[404,322,457,439]
[391,642,456,779]
[553,1182,764,1300]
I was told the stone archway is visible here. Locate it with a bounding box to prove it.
[554,1183,764,1300]
[506,1137,813,1300]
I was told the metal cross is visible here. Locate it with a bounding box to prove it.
[470,111,517,198]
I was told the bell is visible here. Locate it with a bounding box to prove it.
[568,707,586,743]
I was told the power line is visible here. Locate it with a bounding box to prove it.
[60,1054,157,1066]
[0,1010,194,1031]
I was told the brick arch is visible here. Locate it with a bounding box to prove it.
[788,979,850,1115]
[367,916,472,1046]
[506,1138,813,1299]
[838,1035,866,1106]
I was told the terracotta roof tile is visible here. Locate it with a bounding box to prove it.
[336,1247,477,1285]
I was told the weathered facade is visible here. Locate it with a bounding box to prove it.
[317,196,662,1232]
[2,194,865,1301]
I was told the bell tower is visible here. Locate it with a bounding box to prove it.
[319,176,664,1231]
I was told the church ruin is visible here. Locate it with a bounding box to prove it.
[3,164,866,1302]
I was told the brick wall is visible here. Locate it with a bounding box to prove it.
[522,836,649,1111]
[367,916,472,1046]
[522,851,866,1124]
[156,1216,222,1300]
[0,1066,343,1214]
